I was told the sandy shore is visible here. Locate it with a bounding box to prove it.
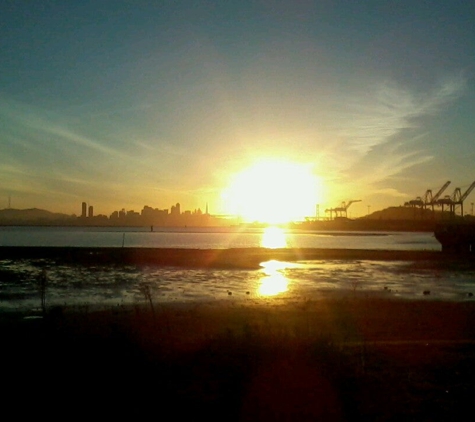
[3,295,475,420]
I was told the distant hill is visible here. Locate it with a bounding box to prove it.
[364,206,437,220]
[0,208,75,223]
[364,205,473,221]
[296,205,474,232]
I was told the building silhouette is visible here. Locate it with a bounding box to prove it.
[170,203,181,215]
[76,201,225,227]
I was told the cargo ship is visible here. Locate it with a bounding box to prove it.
[434,222,475,253]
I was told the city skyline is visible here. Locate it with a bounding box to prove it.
[1,2,475,223]
[78,200,206,218]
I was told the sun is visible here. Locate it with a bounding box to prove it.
[222,159,322,224]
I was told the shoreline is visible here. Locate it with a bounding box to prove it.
[0,246,449,268]
[3,245,474,317]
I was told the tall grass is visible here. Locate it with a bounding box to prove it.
[37,268,48,315]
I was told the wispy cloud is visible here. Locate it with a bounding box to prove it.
[0,81,218,211]
[331,73,466,177]
[315,73,468,205]
[0,96,124,158]
[339,74,466,156]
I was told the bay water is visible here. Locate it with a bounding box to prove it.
[1,226,474,313]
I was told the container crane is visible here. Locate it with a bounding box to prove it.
[437,181,475,217]
[452,181,475,216]
[325,200,361,220]
[424,181,451,211]
[437,194,454,215]
[404,197,424,208]
[404,181,451,219]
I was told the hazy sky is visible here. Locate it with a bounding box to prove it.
[1,1,475,218]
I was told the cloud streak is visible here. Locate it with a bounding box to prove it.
[326,74,466,190]
[338,73,467,157]
[309,73,467,207]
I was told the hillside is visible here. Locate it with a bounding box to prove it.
[0,208,75,224]
[366,206,441,220]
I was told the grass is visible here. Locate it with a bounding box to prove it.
[2,297,475,420]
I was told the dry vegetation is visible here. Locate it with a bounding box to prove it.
[2,296,475,420]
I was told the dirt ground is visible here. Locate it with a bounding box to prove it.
[2,296,475,420]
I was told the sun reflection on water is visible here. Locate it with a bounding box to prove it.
[258,260,295,296]
[260,226,287,248]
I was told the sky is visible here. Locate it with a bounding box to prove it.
[1,0,475,220]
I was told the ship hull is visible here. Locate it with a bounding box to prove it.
[434,223,475,253]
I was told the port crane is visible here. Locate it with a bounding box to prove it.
[424,181,451,211]
[451,181,475,216]
[404,181,451,210]
[437,181,475,217]
[325,200,361,220]
[404,197,424,208]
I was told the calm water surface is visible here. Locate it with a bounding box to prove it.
[2,226,474,312]
[0,225,440,250]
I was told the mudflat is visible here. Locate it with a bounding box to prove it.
[0,246,446,268]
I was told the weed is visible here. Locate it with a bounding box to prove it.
[138,281,156,319]
[37,268,48,315]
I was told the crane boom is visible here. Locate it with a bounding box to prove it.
[424,181,451,205]
[432,181,451,202]
[460,181,475,202]
[437,180,475,217]
[344,200,361,210]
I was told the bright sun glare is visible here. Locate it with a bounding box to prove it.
[261,226,287,248]
[222,160,321,224]
[258,260,295,296]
